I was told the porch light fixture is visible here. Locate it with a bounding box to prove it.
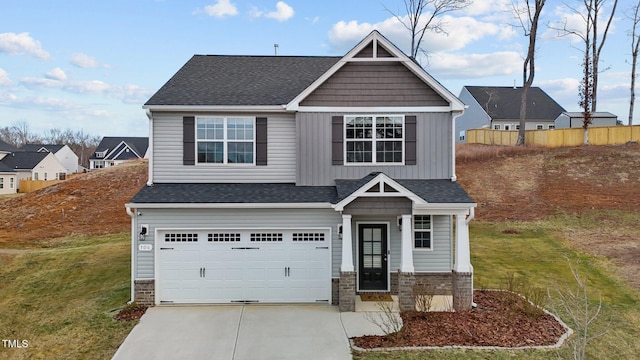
[397,216,402,231]
[338,224,343,239]
[139,225,148,241]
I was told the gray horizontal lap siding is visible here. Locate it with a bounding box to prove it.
[133,208,341,279]
[300,62,449,107]
[413,215,452,272]
[296,112,453,186]
[151,112,296,183]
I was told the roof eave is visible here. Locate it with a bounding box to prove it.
[125,202,333,209]
[142,105,290,113]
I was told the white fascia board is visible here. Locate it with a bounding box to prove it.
[297,106,455,113]
[142,105,288,113]
[125,202,333,209]
[413,203,477,215]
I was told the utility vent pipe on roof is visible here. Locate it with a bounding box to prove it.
[274,43,279,56]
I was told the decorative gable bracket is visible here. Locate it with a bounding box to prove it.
[333,173,428,212]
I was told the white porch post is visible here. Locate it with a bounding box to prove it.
[340,214,354,272]
[454,212,472,273]
[400,214,414,273]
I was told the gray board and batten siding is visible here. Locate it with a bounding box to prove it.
[296,112,453,186]
[151,112,297,183]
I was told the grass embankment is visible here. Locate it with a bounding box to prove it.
[355,215,640,360]
[0,233,136,360]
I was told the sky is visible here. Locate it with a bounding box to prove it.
[0,0,636,138]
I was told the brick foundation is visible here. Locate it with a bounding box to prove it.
[134,279,155,306]
[397,272,460,312]
[453,271,473,311]
[339,272,356,311]
[390,272,399,294]
[397,272,416,312]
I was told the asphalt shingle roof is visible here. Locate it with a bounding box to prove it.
[145,55,341,106]
[129,183,338,204]
[464,86,566,120]
[0,139,17,152]
[130,177,474,205]
[19,144,65,153]
[0,162,15,173]
[0,152,48,170]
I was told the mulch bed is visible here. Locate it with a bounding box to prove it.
[114,304,148,322]
[352,290,568,349]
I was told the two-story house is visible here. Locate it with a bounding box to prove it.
[19,144,79,174]
[126,31,476,312]
[89,137,149,169]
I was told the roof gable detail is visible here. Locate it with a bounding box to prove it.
[333,172,428,211]
[287,31,464,111]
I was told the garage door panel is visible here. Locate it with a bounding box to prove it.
[157,229,330,304]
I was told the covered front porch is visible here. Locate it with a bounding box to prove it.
[332,173,475,312]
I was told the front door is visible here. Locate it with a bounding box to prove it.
[358,224,388,291]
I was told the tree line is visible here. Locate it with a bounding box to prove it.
[0,121,101,168]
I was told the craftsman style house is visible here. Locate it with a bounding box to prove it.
[89,137,149,169]
[127,31,476,312]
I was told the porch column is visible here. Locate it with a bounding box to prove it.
[400,214,414,273]
[454,212,472,273]
[340,214,354,272]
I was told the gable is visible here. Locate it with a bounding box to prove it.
[300,61,449,107]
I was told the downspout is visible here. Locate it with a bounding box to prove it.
[145,109,154,186]
[126,205,136,304]
[466,206,476,307]
[451,110,465,182]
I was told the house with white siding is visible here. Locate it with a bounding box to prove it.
[19,144,79,174]
[89,137,149,169]
[126,31,476,312]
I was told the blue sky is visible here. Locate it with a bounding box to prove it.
[0,0,635,138]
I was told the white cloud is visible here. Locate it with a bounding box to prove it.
[70,53,110,69]
[203,0,238,18]
[45,67,67,81]
[0,68,13,86]
[429,51,522,78]
[328,15,504,55]
[306,16,320,25]
[0,32,51,59]
[111,84,155,104]
[265,1,294,22]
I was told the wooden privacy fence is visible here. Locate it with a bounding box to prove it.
[467,125,640,147]
[18,179,62,193]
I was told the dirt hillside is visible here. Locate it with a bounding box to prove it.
[456,143,640,221]
[0,161,147,245]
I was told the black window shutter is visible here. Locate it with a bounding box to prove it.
[331,116,343,165]
[405,115,417,165]
[183,116,195,165]
[256,117,268,166]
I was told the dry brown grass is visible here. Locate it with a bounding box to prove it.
[455,143,545,163]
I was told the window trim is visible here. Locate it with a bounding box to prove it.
[536,124,544,130]
[413,215,433,251]
[343,114,405,166]
[195,116,256,166]
[493,124,501,130]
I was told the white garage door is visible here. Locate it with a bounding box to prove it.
[157,229,331,304]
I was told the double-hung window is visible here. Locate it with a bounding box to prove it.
[344,115,404,164]
[414,215,432,250]
[196,117,255,164]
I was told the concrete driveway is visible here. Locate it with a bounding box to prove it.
[112,305,379,360]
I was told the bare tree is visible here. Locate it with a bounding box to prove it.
[10,121,40,147]
[513,0,546,146]
[553,0,618,137]
[387,0,471,60]
[627,1,640,126]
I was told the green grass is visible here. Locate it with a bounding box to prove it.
[354,219,640,360]
[0,233,136,360]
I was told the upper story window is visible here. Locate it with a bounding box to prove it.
[344,115,404,164]
[196,117,255,164]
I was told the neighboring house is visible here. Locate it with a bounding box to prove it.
[89,137,149,169]
[456,86,566,142]
[0,139,17,160]
[0,151,67,188]
[0,162,17,195]
[126,31,476,312]
[19,144,79,174]
[555,111,618,128]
